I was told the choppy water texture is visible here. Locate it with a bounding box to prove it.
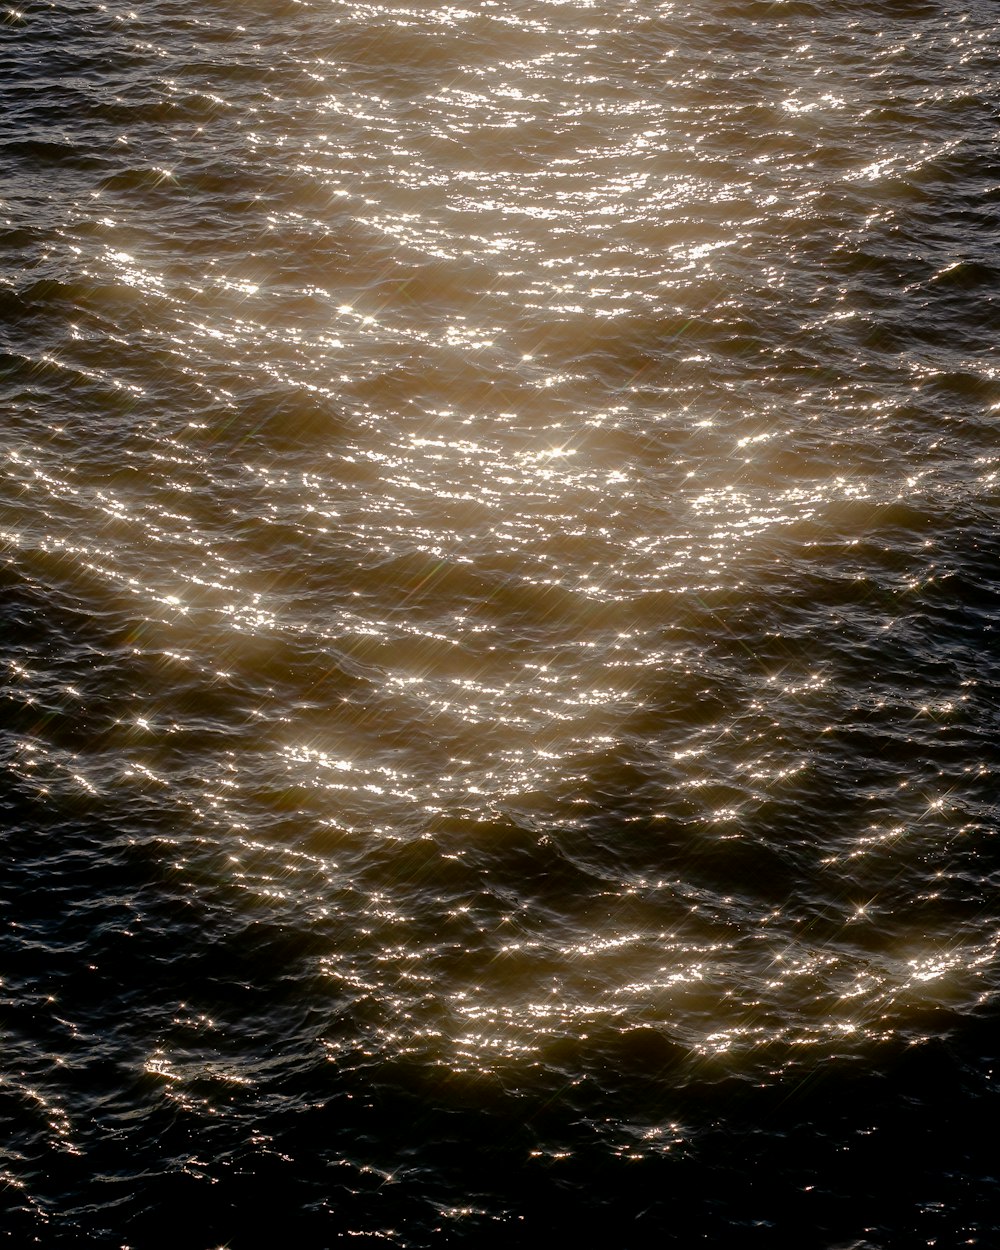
[2,0,1000,1244]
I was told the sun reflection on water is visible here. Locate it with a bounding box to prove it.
[1,0,998,1112]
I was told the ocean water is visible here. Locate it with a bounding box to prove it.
[2,1,1000,1245]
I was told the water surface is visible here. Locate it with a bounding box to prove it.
[2,1,1000,1245]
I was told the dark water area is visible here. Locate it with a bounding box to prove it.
[3,1,1000,1245]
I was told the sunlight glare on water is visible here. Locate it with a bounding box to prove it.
[2,0,1000,1242]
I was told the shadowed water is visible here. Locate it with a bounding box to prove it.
[2,1,1000,1245]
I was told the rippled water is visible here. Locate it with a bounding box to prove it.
[3,1,1000,1245]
